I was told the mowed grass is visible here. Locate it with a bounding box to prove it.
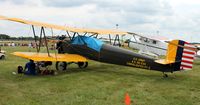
[0,46,200,105]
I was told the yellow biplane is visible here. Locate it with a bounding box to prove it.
[0,15,128,72]
[0,15,198,77]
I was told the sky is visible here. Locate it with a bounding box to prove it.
[0,0,200,42]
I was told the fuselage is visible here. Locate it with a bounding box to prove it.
[58,38,178,73]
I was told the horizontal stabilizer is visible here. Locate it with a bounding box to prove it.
[155,59,175,65]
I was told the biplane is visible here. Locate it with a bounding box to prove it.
[128,35,168,57]
[0,15,198,77]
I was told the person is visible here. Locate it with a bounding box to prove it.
[12,42,15,47]
[28,43,32,48]
[24,60,36,75]
[56,41,63,53]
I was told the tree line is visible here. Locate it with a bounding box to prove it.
[0,34,38,40]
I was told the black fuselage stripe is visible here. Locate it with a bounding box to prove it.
[174,40,184,70]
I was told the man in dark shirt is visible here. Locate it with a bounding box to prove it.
[24,60,36,75]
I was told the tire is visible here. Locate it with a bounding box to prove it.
[0,55,5,59]
[163,74,168,78]
[56,61,67,71]
[78,62,88,69]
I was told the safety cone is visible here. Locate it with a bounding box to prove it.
[124,93,131,105]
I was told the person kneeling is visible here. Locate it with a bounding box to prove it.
[24,60,37,75]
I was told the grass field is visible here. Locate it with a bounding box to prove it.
[0,46,200,105]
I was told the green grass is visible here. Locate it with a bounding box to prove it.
[0,46,200,105]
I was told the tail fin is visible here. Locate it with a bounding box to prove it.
[166,40,196,71]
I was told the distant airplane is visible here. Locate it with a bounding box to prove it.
[128,35,169,57]
[0,47,5,59]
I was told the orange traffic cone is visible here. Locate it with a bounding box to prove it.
[124,93,131,105]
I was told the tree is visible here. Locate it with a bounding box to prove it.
[0,34,10,39]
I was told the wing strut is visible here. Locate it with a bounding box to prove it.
[41,27,50,57]
[38,27,43,51]
[66,31,77,41]
[31,25,39,52]
[31,25,50,56]
[132,34,137,43]
[89,33,98,37]
[66,31,72,40]
[109,34,112,45]
[71,32,77,40]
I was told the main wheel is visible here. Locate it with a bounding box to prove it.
[56,61,67,71]
[78,62,88,69]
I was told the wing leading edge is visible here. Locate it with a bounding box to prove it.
[0,15,127,35]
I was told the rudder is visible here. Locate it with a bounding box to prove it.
[166,40,196,71]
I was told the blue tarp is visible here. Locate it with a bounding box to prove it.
[71,36,104,52]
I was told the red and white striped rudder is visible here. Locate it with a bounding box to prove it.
[180,42,196,70]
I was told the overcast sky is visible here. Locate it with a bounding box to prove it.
[0,0,200,42]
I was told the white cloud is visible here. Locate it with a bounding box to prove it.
[0,0,199,42]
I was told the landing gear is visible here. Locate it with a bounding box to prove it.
[56,61,88,71]
[0,55,5,59]
[163,72,168,78]
[77,62,88,69]
[56,61,67,71]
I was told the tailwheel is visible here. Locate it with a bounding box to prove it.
[56,61,67,71]
[77,62,88,69]
[0,55,5,59]
[163,73,168,78]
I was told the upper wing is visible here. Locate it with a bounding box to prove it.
[12,52,87,62]
[0,16,171,43]
[0,15,127,35]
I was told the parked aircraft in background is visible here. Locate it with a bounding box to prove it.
[0,47,5,59]
[128,35,170,57]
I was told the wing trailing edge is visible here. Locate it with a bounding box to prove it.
[12,52,87,62]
